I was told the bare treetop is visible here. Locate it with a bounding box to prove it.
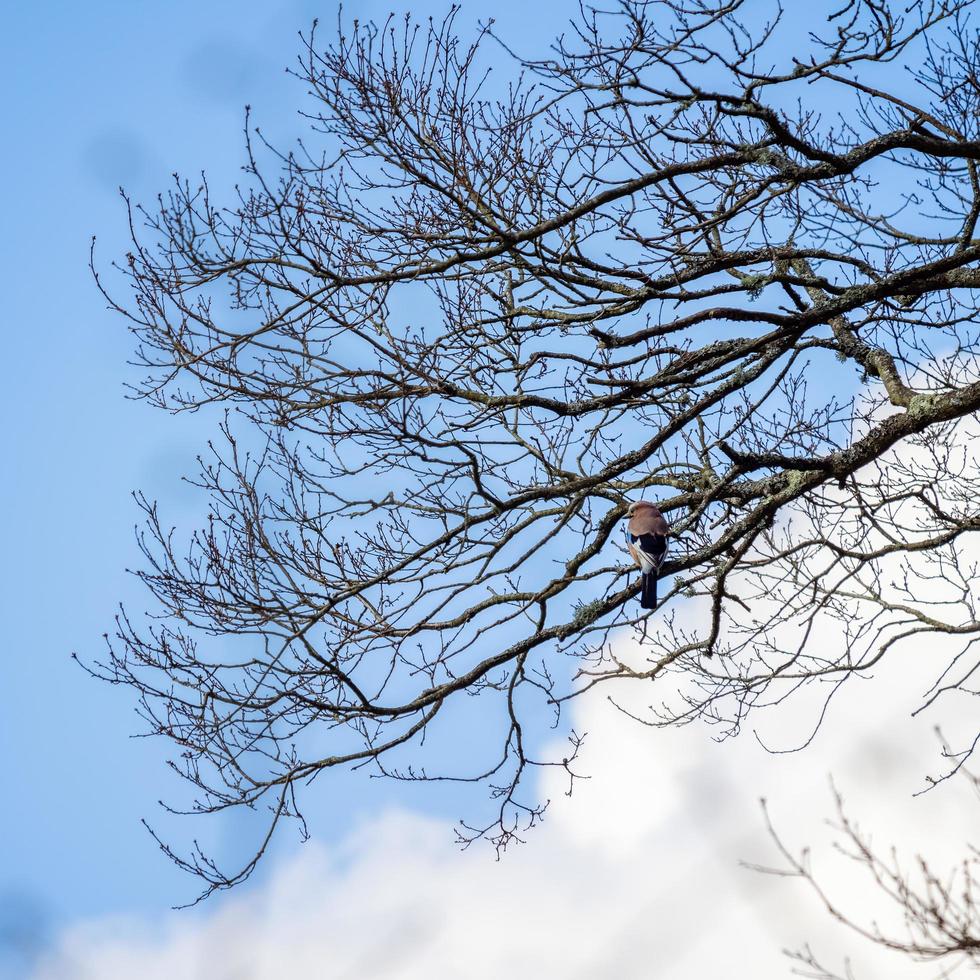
[89,0,980,900]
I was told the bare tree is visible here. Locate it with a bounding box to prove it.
[757,778,980,979]
[88,0,980,899]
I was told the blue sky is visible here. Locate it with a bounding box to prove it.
[1,2,963,977]
[0,0,587,952]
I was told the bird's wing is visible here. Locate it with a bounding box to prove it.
[633,532,667,570]
[628,534,661,573]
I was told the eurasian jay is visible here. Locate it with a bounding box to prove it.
[626,501,669,610]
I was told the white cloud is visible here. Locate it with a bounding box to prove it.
[35,397,980,979]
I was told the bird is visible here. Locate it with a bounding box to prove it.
[626,501,669,610]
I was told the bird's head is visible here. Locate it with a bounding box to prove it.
[626,500,656,518]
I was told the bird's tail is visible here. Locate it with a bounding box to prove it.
[640,572,658,610]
